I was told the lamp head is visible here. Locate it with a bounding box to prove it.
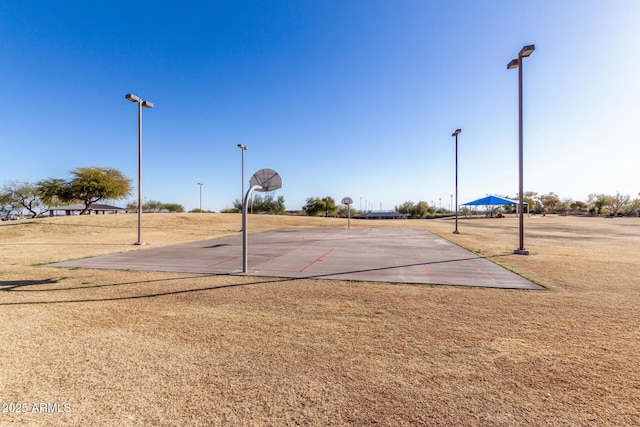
[238,144,248,150]
[142,100,154,109]
[451,129,461,137]
[125,93,141,103]
[507,59,519,70]
[519,44,535,58]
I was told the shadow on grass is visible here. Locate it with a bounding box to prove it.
[0,275,292,306]
[2,243,140,247]
[0,278,66,291]
[0,253,542,306]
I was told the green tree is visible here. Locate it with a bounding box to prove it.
[303,196,338,217]
[125,200,138,212]
[569,200,588,214]
[502,196,516,214]
[556,198,572,215]
[523,191,541,214]
[413,201,431,218]
[252,194,286,214]
[588,194,613,216]
[38,167,132,215]
[230,194,285,214]
[395,201,415,215]
[231,198,243,213]
[144,199,163,213]
[69,167,131,214]
[539,192,560,214]
[37,178,72,207]
[625,196,640,216]
[337,205,357,218]
[394,200,433,217]
[161,203,185,213]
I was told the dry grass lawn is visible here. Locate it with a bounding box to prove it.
[1,213,639,426]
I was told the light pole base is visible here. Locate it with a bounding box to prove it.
[514,248,529,255]
[134,241,146,246]
[453,230,460,234]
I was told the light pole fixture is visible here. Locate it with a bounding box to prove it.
[197,182,203,212]
[237,144,248,210]
[452,128,461,234]
[125,93,154,245]
[507,44,535,255]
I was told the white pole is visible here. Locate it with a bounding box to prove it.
[242,185,263,273]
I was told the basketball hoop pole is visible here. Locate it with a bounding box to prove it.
[341,197,353,230]
[242,185,263,273]
[242,168,283,273]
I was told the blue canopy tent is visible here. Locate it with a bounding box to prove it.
[462,195,523,217]
[462,195,518,206]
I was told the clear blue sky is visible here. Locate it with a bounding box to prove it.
[2,1,639,212]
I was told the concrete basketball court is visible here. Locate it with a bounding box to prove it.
[52,228,544,290]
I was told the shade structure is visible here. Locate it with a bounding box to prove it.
[462,195,518,206]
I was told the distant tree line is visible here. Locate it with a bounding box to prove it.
[394,201,435,218]
[4,171,637,219]
[126,199,185,213]
[391,192,640,217]
[221,194,286,215]
[220,191,639,218]
[298,192,640,218]
[498,192,640,216]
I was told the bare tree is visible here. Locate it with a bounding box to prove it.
[610,192,629,216]
[2,181,42,218]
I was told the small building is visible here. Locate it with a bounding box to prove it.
[48,203,127,216]
[358,211,408,220]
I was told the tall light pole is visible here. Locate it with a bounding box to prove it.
[452,129,461,234]
[237,144,248,207]
[197,182,203,212]
[507,44,535,255]
[125,93,154,245]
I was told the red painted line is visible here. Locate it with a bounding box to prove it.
[300,248,335,272]
[388,250,434,275]
[441,246,495,280]
[206,256,241,267]
[463,264,494,280]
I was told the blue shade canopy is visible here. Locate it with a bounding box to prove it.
[462,195,518,206]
